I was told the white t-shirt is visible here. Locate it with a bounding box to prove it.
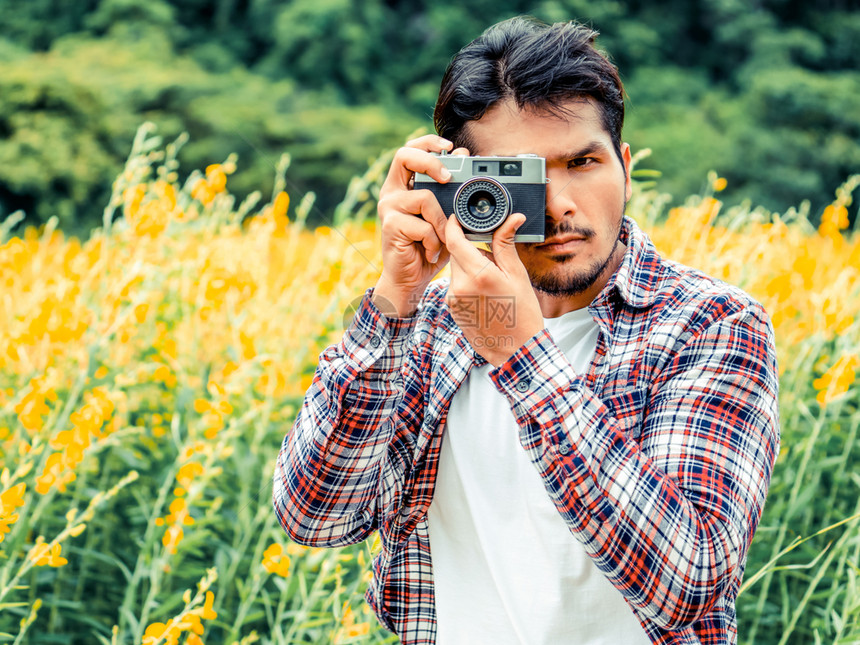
[426,307,651,644]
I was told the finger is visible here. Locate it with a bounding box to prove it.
[430,245,451,268]
[445,249,467,300]
[405,134,454,152]
[381,137,454,197]
[446,234,499,317]
[490,213,528,274]
[382,211,445,261]
[382,148,454,197]
[475,246,495,263]
[447,245,464,278]
[445,214,496,277]
[378,189,449,245]
[451,147,470,157]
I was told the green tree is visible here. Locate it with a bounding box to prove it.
[0,0,858,227]
[0,33,419,229]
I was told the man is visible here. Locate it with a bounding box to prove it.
[273,16,780,645]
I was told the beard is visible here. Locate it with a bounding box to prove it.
[526,206,626,298]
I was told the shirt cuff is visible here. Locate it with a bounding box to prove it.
[489,329,617,524]
[488,328,589,453]
[341,287,418,374]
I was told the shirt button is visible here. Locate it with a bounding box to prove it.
[515,380,530,393]
[369,335,381,348]
[558,440,572,455]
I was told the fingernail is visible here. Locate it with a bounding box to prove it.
[440,168,452,181]
[432,251,441,263]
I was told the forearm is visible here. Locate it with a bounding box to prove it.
[522,380,744,628]
[273,288,419,546]
[490,310,780,628]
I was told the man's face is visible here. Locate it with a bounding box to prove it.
[464,99,632,313]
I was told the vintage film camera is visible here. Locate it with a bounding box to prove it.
[413,152,546,243]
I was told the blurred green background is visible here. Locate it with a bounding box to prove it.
[1,0,858,232]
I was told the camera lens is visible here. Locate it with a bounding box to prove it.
[453,178,510,233]
[468,191,495,218]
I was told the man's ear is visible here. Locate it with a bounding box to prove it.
[621,142,633,202]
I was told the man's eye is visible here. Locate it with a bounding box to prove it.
[568,157,594,168]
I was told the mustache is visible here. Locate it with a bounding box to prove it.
[543,220,594,239]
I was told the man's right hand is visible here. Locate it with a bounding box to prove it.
[373,135,468,318]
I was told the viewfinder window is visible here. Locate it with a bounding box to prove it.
[500,161,522,176]
[473,160,499,175]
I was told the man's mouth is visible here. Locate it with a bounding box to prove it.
[536,235,588,253]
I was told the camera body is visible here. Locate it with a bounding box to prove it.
[413,153,546,243]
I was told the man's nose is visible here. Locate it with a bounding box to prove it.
[544,170,576,221]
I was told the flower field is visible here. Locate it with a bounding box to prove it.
[1,125,859,644]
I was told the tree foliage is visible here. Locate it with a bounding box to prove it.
[0,0,857,229]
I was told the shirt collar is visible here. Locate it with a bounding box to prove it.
[592,216,663,311]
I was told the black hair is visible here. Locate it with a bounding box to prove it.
[433,16,625,162]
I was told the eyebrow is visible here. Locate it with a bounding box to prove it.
[546,141,611,163]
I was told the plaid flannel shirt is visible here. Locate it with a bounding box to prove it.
[273,216,780,644]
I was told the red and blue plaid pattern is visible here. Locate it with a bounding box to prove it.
[274,216,780,644]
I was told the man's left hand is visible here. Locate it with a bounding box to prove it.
[445,213,544,367]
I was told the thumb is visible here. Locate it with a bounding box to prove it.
[491,213,526,270]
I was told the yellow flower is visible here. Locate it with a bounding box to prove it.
[190,164,231,207]
[130,199,170,237]
[272,190,290,221]
[176,462,204,489]
[155,179,177,210]
[200,590,217,620]
[261,543,291,577]
[334,602,371,642]
[157,497,195,527]
[819,203,850,237]
[201,412,223,439]
[177,612,205,636]
[0,482,26,512]
[35,453,76,495]
[0,516,17,540]
[14,385,53,434]
[141,590,216,645]
[814,354,859,407]
[713,176,727,192]
[205,164,227,193]
[0,482,26,542]
[161,524,184,555]
[142,622,181,645]
[123,184,147,221]
[286,542,310,557]
[29,540,68,567]
[342,622,370,639]
[192,179,216,206]
[152,364,177,389]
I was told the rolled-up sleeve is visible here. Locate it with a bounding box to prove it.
[490,303,780,630]
[273,287,419,547]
